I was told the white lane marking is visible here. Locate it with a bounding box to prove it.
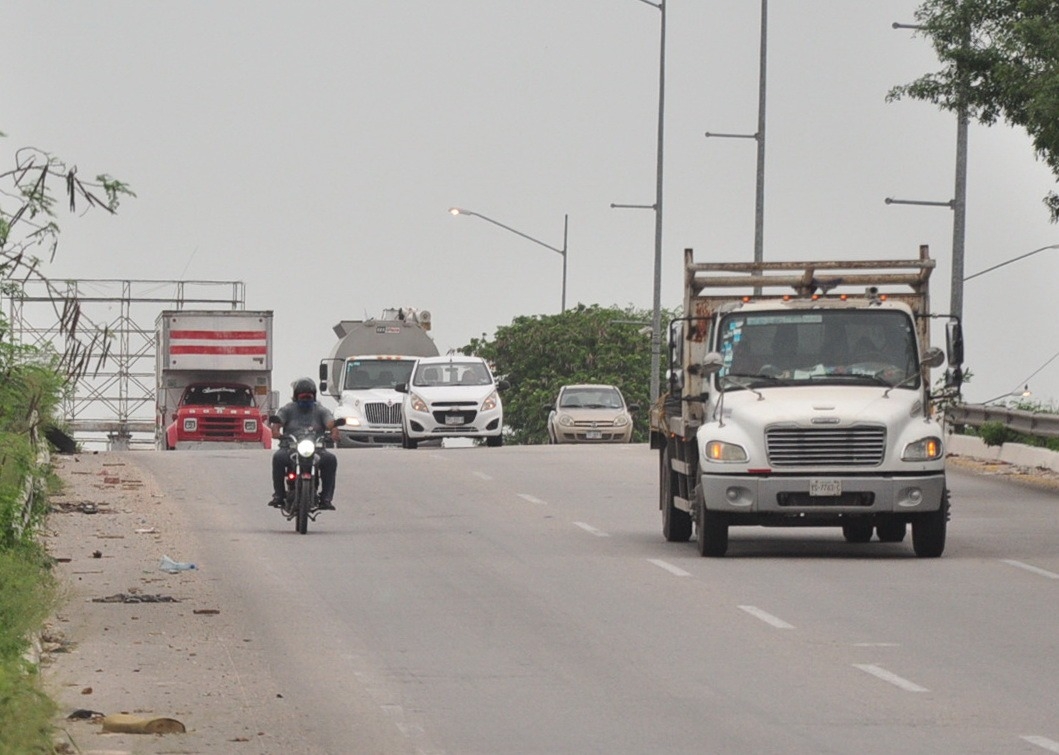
[574,521,610,537]
[853,664,928,692]
[1002,559,1059,580]
[1021,735,1059,753]
[738,605,795,629]
[647,559,691,577]
[853,643,900,647]
[518,493,547,505]
[472,471,492,480]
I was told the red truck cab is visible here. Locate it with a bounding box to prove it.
[164,382,271,450]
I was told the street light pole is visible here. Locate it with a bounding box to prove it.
[617,0,666,404]
[449,207,568,313]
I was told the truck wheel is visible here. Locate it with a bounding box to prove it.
[661,448,691,542]
[402,435,418,450]
[696,507,728,557]
[912,490,948,558]
[842,523,873,543]
[876,520,907,543]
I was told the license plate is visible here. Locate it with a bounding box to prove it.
[809,478,842,497]
[585,430,602,439]
[445,414,465,426]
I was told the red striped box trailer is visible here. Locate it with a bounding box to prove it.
[155,310,274,450]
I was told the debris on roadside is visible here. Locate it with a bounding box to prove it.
[92,593,179,603]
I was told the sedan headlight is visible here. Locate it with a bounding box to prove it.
[558,413,574,427]
[409,392,429,413]
[704,440,749,463]
[902,436,943,461]
[481,390,500,411]
[614,414,630,427]
[297,439,316,458]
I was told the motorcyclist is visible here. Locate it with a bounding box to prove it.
[269,378,340,510]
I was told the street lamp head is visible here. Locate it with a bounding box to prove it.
[448,207,464,216]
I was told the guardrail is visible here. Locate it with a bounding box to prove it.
[947,403,1059,439]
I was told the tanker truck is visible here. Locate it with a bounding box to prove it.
[651,246,964,557]
[319,308,439,447]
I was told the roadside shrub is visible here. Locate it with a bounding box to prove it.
[978,421,1014,447]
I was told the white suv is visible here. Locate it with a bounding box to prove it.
[396,356,506,449]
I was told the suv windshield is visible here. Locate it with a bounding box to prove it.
[717,309,920,390]
[413,361,492,387]
[344,359,414,390]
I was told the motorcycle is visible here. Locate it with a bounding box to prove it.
[270,416,344,534]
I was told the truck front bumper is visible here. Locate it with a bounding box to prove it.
[701,473,946,515]
[337,427,403,447]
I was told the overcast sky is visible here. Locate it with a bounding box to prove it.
[3,1,1057,407]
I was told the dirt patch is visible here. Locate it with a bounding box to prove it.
[41,452,300,754]
[947,453,1059,494]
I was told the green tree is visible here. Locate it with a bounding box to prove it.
[889,1,1059,220]
[461,304,678,445]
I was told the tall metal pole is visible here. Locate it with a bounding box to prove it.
[561,213,569,313]
[754,0,768,266]
[951,110,968,321]
[649,0,666,404]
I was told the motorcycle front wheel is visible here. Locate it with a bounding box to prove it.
[295,478,311,534]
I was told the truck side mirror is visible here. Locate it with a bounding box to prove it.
[318,361,329,393]
[699,352,724,376]
[946,319,964,367]
[921,347,945,369]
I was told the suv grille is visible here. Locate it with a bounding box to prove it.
[766,425,886,467]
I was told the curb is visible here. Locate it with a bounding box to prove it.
[946,433,1059,474]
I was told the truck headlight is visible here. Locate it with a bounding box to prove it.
[705,440,748,463]
[410,392,429,413]
[183,418,197,432]
[902,436,943,461]
[339,414,362,428]
[481,390,500,412]
[297,439,316,458]
[243,419,258,434]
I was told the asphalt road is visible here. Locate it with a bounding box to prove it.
[118,444,1059,754]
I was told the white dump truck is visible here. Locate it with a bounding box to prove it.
[650,246,964,557]
[155,310,275,450]
[318,308,439,447]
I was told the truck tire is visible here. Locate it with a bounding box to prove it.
[402,435,418,450]
[876,519,907,543]
[842,523,873,543]
[696,507,728,557]
[912,490,948,558]
[661,448,691,542]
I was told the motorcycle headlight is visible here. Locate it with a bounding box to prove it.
[704,440,749,463]
[481,390,500,412]
[297,439,316,458]
[902,436,943,461]
[410,392,429,413]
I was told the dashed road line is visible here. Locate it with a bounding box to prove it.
[1021,735,1059,753]
[573,522,609,537]
[518,493,547,505]
[1002,559,1059,580]
[853,664,928,692]
[647,559,691,577]
[738,605,795,629]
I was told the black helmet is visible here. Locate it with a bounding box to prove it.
[292,377,317,400]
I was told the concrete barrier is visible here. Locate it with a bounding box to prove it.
[946,433,1059,474]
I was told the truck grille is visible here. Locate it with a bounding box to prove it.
[196,415,249,439]
[365,402,402,425]
[766,425,886,467]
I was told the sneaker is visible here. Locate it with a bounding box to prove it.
[268,494,284,508]
[317,499,335,511]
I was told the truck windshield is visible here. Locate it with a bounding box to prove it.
[717,310,920,390]
[344,359,414,390]
[181,385,255,406]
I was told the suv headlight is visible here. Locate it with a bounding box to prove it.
[704,440,748,463]
[902,436,943,461]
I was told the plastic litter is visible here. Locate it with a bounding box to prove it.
[159,555,196,573]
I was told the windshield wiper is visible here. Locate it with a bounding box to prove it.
[810,373,893,387]
[724,373,789,387]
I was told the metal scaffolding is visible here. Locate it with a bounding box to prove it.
[5,279,245,449]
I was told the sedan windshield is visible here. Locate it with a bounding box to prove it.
[560,387,624,409]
